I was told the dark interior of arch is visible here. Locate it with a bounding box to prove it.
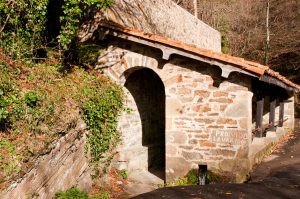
[125,68,165,180]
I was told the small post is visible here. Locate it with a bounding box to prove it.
[198,165,207,185]
[256,98,264,137]
[269,98,276,130]
[279,102,285,127]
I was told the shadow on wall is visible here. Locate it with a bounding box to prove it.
[124,67,166,180]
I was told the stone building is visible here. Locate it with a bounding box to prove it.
[2,1,300,198]
[78,0,300,183]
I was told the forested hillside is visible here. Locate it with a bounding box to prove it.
[175,0,300,83]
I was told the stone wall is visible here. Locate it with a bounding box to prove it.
[284,96,295,130]
[79,0,221,52]
[1,120,93,199]
[96,42,253,182]
[163,63,253,182]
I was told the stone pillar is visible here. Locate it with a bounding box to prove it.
[284,96,295,130]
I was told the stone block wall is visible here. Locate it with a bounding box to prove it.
[163,62,253,182]
[80,0,221,52]
[283,96,295,130]
[96,43,253,182]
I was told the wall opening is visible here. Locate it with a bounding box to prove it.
[251,78,290,138]
[124,68,166,180]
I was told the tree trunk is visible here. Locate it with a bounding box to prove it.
[194,0,198,18]
[265,0,270,65]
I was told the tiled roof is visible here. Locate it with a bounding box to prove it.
[99,22,300,92]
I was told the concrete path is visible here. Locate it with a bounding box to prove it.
[122,170,164,197]
[133,119,300,199]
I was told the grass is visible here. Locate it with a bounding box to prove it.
[165,169,225,187]
[0,51,123,188]
[55,187,110,199]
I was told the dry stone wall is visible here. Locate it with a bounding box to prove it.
[1,120,93,199]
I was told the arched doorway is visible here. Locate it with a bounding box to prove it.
[124,68,165,180]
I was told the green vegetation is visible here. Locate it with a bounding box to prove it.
[0,0,118,190]
[118,169,128,179]
[58,0,112,50]
[24,91,40,108]
[55,187,110,199]
[165,169,198,187]
[218,19,230,54]
[165,169,225,187]
[206,170,223,184]
[83,87,123,164]
[0,0,112,59]
[0,53,123,185]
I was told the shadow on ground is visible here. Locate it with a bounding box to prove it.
[133,119,300,199]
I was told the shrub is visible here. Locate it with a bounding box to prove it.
[55,188,89,199]
[186,169,198,185]
[118,169,128,179]
[25,91,39,108]
[55,188,110,199]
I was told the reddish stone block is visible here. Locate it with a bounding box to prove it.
[175,121,186,125]
[165,74,183,86]
[199,140,216,147]
[213,91,228,97]
[226,85,248,92]
[220,105,227,111]
[194,134,209,139]
[195,118,214,124]
[177,87,192,94]
[208,113,219,116]
[209,98,233,103]
[192,105,211,112]
[179,145,194,150]
[193,78,205,83]
[217,118,237,125]
[189,139,198,144]
[194,90,210,98]
[186,82,197,88]
[207,125,224,129]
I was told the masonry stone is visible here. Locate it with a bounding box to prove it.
[88,10,295,183]
[80,0,221,52]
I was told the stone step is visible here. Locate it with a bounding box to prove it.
[128,170,164,185]
[125,170,164,197]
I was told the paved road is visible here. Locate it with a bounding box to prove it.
[134,120,300,199]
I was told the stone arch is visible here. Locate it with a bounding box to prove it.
[110,54,166,182]
[104,52,160,86]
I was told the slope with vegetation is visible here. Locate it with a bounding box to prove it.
[0,0,125,195]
